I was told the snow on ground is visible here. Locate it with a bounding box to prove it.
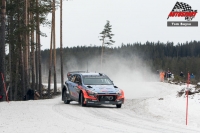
[1,82,200,133]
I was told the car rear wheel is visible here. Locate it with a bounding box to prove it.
[80,92,86,107]
[63,90,70,104]
[116,104,122,108]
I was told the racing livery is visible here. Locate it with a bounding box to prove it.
[62,71,125,108]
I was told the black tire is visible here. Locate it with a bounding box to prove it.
[63,90,70,104]
[116,104,122,108]
[80,92,86,107]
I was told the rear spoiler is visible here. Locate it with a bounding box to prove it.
[67,71,86,79]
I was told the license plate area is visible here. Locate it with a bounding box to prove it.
[98,95,116,101]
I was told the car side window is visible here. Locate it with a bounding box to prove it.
[71,75,76,82]
[75,75,82,85]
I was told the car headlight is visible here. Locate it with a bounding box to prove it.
[116,90,122,96]
[86,90,97,96]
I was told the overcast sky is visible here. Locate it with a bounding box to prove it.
[40,0,200,50]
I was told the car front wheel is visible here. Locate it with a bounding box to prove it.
[80,92,86,107]
[63,90,70,104]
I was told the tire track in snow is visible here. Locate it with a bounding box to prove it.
[86,106,181,133]
[52,101,179,133]
[52,102,134,133]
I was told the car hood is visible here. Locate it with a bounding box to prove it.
[85,85,120,94]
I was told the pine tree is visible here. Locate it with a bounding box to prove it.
[99,20,115,69]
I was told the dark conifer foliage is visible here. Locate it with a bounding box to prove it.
[41,41,200,81]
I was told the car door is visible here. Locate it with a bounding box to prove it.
[70,74,81,101]
[67,75,76,100]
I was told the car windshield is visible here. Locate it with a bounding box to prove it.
[83,76,113,85]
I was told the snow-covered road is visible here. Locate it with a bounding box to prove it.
[1,82,200,133]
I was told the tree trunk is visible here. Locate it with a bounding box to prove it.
[53,0,57,94]
[38,17,42,97]
[101,38,104,70]
[14,57,19,101]
[30,1,35,92]
[20,40,25,100]
[35,0,39,91]
[8,21,13,101]
[27,0,30,89]
[35,0,42,97]
[60,0,64,89]
[24,0,29,95]
[0,0,6,101]
[48,15,53,99]
[17,1,25,100]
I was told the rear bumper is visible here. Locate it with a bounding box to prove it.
[85,98,124,105]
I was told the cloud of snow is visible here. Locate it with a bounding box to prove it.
[76,53,159,82]
[43,50,160,98]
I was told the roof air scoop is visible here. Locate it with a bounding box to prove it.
[87,85,93,88]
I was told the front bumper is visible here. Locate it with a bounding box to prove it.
[85,98,124,105]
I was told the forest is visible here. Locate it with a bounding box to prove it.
[0,0,58,101]
[41,41,200,82]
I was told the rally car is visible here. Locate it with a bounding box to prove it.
[62,71,124,108]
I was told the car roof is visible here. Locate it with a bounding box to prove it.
[68,72,106,76]
[81,72,100,76]
[67,71,107,78]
